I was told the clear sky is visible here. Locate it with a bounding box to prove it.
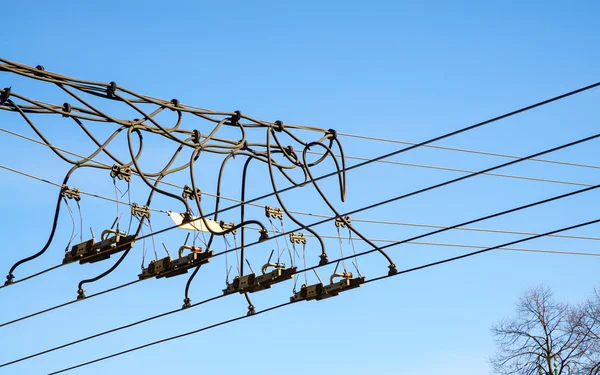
[1,1,599,374]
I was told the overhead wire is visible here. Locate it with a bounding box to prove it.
[3,115,600,293]
[42,216,600,374]
[335,132,600,171]
[1,62,600,369]
[5,217,599,369]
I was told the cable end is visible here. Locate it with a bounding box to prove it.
[77,288,86,300]
[319,253,329,266]
[4,274,14,286]
[247,304,256,316]
[182,298,192,309]
[388,264,398,276]
[258,229,269,242]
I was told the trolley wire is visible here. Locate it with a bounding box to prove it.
[336,132,600,171]
[2,116,600,292]
[6,218,599,370]
[43,216,600,374]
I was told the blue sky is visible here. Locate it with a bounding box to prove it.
[1,1,599,374]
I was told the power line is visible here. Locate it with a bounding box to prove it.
[336,132,600,171]
[44,216,600,374]
[0,164,169,214]
[192,80,600,220]
[305,150,596,188]
[0,280,140,329]
[3,125,595,198]
[4,223,597,330]
[3,118,599,292]
[7,229,597,369]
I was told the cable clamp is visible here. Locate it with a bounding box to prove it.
[273,120,284,132]
[110,164,131,182]
[34,65,45,77]
[265,205,283,219]
[106,81,117,97]
[0,87,11,105]
[62,102,72,118]
[61,185,81,201]
[290,232,306,244]
[131,203,150,219]
[229,110,241,125]
[335,215,351,228]
[219,220,237,235]
[326,128,337,140]
[182,185,202,201]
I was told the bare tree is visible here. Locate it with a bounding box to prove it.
[490,285,591,375]
[576,287,600,374]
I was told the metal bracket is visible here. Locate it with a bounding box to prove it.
[219,220,237,235]
[265,205,283,220]
[290,232,306,244]
[60,185,81,201]
[131,203,150,219]
[110,164,131,182]
[335,215,351,228]
[182,185,202,201]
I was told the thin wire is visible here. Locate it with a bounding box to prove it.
[0,163,168,213]
[3,130,599,244]
[2,229,596,330]
[3,125,596,204]
[43,217,600,374]
[0,280,141,328]
[336,132,600,171]
[304,150,596,188]
[47,301,292,374]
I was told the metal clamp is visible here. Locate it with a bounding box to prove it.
[219,220,237,235]
[60,185,81,201]
[265,206,283,220]
[335,215,351,228]
[131,203,150,219]
[290,232,306,244]
[110,164,131,182]
[182,185,202,201]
